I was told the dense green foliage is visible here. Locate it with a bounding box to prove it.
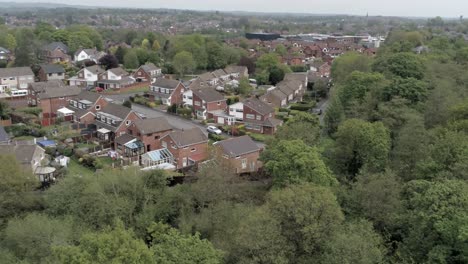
[1,22,468,264]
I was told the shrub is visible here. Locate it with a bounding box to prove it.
[123,100,132,108]
[278,107,290,113]
[208,133,226,142]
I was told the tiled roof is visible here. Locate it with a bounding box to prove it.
[243,98,274,116]
[134,117,172,135]
[0,144,41,164]
[41,64,65,74]
[0,67,34,78]
[43,42,69,53]
[152,78,181,89]
[141,63,160,72]
[166,127,208,148]
[37,82,81,99]
[216,135,260,157]
[192,88,225,103]
[99,103,132,120]
[108,67,129,76]
[115,134,136,145]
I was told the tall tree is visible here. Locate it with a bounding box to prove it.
[173,51,195,77]
[332,119,391,179]
[123,49,139,69]
[98,54,119,70]
[262,140,337,188]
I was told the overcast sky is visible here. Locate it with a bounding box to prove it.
[6,0,467,18]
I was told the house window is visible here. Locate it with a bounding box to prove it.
[217,102,221,105]
[241,159,247,169]
[126,120,131,126]
[190,148,196,152]
[138,72,142,76]
[256,115,262,120]
[246,114,255,120]
[194,101,201,106]
[154,135,160,140]
[59,97,65,100]
[95,105,101,110]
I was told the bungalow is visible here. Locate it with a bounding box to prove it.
[94,103,141,143]
[0,67,34,95]
[242,98,282,135]
[215,135,262,174]
[42,42,70,64]
[133,63,162,83]
[149,78,186,106]
[68,65,105,88]
[191,88,227,120]
[38,64,66,82]
[160,127,209,169]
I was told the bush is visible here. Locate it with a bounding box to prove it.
[246,132,274,143]
[278,107,290,113]
[123,100,132,108]
[208,133,226,142]
[206,118,215,123]
[289,102,316,112]
[177,107,192,119]
[18,107,42,117]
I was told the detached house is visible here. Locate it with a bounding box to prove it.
[94,103,141,143]
[215,135,262,174]
[68,91,109,125]
[160,127,209,169]
[74,48,105,63]
[191,88,227,120]
[0,47,11,61]
[42,42,70,64]
[242,98,282,134]
[38,64,66,82]
[149,78,186,106]
[260,88,287,108]
[126,117,173,153]
[97,67,134,90]
[28,81,81,125]
[133,63,162,83]
[69,65,105,87]
[0,67,34,96]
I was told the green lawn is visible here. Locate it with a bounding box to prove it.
[67,159,94,177]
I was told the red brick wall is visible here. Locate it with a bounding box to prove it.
[226,151,261,174]
[115,112,142,137]
[206,100,227,112]
[161,136,208,168]
[169,83,185,106]
[133,68,150,81]
[128,123,172,152]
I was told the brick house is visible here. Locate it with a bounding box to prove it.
[68,91,109,125]
[28,81,82,125]
[42,42,71,64]
[160,127,209,169]
[260,89,288,108]
[191,88,227,120]
[127,117,173,152]
[38,64,66,82]
[242,98,283,134]
[149,78,186,106]
[133,63,162,83]
[215,135,262,174]
[94,103,142,143]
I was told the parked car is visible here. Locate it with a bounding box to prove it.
[207,125,222,135]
